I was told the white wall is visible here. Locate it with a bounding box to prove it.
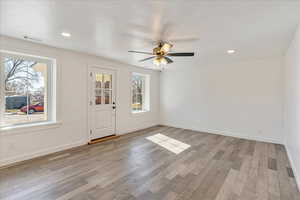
[160,57,283,144]
[283,25,300,189]
[0,32,299,190]
[0,36,160,167]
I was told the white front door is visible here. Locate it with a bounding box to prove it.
[88,67,116,140]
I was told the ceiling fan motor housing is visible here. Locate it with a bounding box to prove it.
[153,46,164,56]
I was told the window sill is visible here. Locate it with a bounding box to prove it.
[132,110,150,114]
[0,121,62,136]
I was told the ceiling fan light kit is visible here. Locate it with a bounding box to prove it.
[153,57,161,66]
[128,41,194,66]
[153,56,168,66]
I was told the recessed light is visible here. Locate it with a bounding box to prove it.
[227,50,235,54]
[61,32,71,37]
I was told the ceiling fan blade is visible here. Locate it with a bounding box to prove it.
[139,56,156,62]
[128,50,153,55]
[164,57,173,64]
[167,52,195,57]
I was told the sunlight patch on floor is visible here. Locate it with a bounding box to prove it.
[146,133,191,154]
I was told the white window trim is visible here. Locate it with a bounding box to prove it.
[0,50,58,131]
[131,72,150,114]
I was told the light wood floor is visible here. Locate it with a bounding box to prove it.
[0,126,299,200]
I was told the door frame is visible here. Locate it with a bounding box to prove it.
[87,66,117,142]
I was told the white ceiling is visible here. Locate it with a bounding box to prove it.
[1,0,300,69]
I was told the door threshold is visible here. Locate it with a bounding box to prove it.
[88,134,120,145]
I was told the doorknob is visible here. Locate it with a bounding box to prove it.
[112,106,116,109]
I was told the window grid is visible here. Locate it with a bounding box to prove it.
[94,73,112,105]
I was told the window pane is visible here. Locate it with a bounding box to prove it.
[104,90,112,104]
[103,74,112,89]
[136,94,143,110]
[95,96,102,105]
[3,57,48,126]
[27,63,47,122]
[132,93,143,111]
[95,89,102,105]
[95,73,103,88]
[132,74,148,112]
[95,73,102,105]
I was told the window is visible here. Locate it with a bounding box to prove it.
[0,51,56,128]
[95,73,112,105]
[131,73,150,113]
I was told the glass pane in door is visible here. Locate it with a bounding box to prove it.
[103,74,112,89]
[104,90,112,104]
[95,89,102,105]
[95,73,103,105]
[95,74,103,88]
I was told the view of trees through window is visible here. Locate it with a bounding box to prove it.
[1,55,48,127]
[132,74,145,112]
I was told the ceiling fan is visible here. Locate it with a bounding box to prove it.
[128,42,194,66]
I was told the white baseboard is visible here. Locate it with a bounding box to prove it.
[117,122,160,135]
[285,145,300,191]
[0,140,86,168]
[162,123,283,144]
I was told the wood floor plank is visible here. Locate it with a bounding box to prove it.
[0,126,299,200]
